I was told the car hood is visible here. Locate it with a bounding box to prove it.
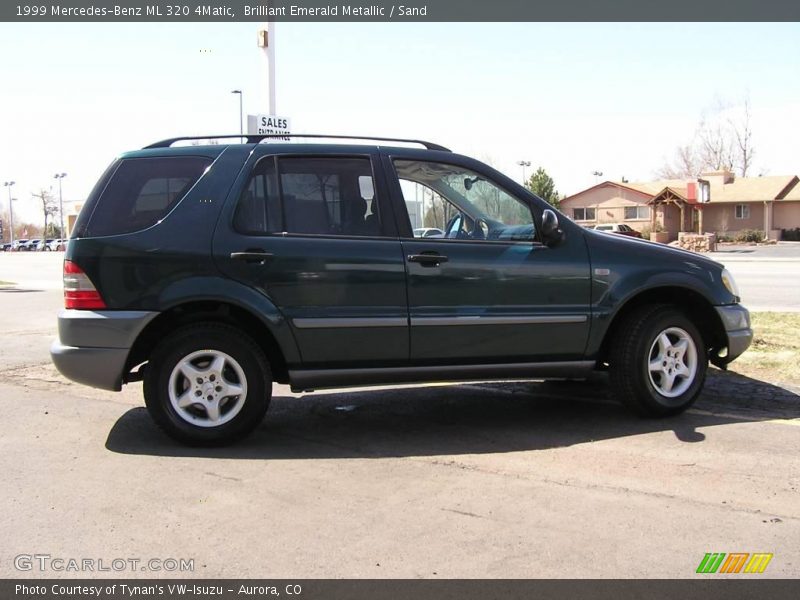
[583,229,723,271]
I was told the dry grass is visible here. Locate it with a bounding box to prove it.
[727,312,800,384]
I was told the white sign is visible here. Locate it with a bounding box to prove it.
[247,114,291,140]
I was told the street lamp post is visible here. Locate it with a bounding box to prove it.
[257,22,277,115]
[267,22,276,114]
[3,181,14,245]
[517,160,531,185]
[231,90,243,136]
[54,173,67,239]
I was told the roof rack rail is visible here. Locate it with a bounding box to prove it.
[144,134,451,152]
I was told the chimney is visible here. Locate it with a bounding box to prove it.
[700,169,735,188]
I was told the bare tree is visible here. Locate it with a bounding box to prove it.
[697,110,736,172]
[729,98,755,176]
[656,143,704,179]
[657,96,756,179]
[32,188,58,243]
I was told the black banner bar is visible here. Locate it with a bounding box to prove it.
[2,580,800,600]
[2,0,800,22]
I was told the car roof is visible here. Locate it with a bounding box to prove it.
[122,135,454,161]
[144,134,450,152]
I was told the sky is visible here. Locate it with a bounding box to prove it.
[0,22,798,225]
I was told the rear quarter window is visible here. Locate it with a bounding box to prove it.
[77,156,212,237]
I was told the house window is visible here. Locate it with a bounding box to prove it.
[573,207,596,221]
[735,204,750,220]
[624,206,650,220]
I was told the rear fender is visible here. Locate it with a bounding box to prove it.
[156,275,301,365]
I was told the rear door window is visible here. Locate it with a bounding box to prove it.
[233,156,381,237]
[80,156,211,237]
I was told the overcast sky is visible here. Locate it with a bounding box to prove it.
[1,22,798,224]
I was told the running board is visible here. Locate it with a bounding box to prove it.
[289,361,596,392]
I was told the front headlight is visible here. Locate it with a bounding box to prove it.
[721,268,740,299]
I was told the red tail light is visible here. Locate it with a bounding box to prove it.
[63,260,107,310]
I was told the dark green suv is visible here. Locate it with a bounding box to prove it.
[50,135,752,445]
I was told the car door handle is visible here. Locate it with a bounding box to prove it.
[408,253,449,266]
[231,251,274,264]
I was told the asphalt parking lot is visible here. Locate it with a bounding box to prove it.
[0,251,798,578]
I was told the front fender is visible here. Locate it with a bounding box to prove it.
[583,234,733,359]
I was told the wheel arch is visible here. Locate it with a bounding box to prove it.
[596,286,728,367]
[124,299,296,385]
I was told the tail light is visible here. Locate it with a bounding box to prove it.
[63,260,106,310]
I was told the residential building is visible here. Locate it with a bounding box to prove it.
[560,170,800,241]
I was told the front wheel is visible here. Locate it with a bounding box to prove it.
[144,323,271,445]
[610,305,707,417]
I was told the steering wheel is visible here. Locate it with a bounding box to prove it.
[471,218,490,240]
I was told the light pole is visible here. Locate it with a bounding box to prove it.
[231,90,243,136]
[54,173,67,239]
[592,170,604,183]
[268,22,276,114]
[517,160,531,185]
[257,23,276,114]
[3,181,14,245]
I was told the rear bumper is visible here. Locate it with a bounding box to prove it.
[715,304,753,362]
[50,342,130,391]
[50,309,159,391]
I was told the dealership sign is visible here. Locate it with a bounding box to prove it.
[247,114,291,139]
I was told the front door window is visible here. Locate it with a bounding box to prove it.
[393,160,536,242]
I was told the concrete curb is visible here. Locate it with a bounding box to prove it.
[708,255,800,262]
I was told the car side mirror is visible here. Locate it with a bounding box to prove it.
[540,209,563,247]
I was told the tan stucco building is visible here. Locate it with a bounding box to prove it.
[561,170,800,241]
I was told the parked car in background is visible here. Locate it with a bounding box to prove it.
[12,239,29,251]
[48,239,67,251]
[413,227,444,238]
[1,243,11,252]
[36,239,55,251]
[591,223,643,238]
[24,239,43,251]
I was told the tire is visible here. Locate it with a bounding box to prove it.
[610,304,707,417]
[143,323,271,445]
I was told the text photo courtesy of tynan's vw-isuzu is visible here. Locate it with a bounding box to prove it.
[50,134,752,445]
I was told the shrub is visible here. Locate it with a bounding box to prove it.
[734,229,765,243]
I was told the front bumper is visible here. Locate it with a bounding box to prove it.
[714,304,753,363]
[50,309,159,391]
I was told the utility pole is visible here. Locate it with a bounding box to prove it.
[3,181,14,244]
[54,173,67,238]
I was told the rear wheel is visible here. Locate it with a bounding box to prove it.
[144,323,271,445]
[610,305,707,416]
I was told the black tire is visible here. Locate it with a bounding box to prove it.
[144,323,271,445]
[610,304,707,417]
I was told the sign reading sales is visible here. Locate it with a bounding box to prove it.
[247,114,291,140]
